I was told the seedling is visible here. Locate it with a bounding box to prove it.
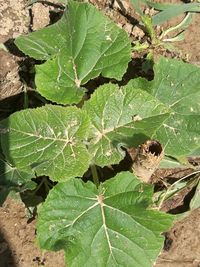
[130,0,200,51]
[0,1,200,266]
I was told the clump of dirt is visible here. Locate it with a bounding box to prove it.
[0,50,22,101]
[156,208,200,267]
[31,3,50,31]
[0,49,24,120]
[0,198,65,267]
[0,0,29,42]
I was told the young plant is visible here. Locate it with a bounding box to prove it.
[1,1,200,266]
[130,0,200,49]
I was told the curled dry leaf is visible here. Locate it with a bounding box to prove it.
[131,140,164,183]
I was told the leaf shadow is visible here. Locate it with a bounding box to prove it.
[84,57,154,99]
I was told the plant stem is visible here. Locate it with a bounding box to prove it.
[23,84,29,109]
[90,164,99,187]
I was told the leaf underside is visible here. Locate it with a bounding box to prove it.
[37,172,173,267]
[1,105,91,182]
[15,1,131,105]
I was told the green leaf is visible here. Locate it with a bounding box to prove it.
[15,1,131,105]
[83,83,169,167]
[152,3,200,26]
[159,156,189,169]
[128,57,200,158]
[1,105,91,181]
[189,147,200,157]
[37,172,173,267]
[0,158,36,205]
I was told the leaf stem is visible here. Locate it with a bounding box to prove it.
[90,165,99,187]
[21,79,29,109]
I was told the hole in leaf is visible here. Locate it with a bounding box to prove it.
[148,140,162,156]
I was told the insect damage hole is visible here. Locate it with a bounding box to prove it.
[132,140,164,183]
[148,140,163,156]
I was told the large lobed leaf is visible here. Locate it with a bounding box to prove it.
[37,172,173,267]
[15,1,131,105]
[128,57,200,158]
[0,82,170,180]
[1,105,91,181]
[83,83,170,166]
